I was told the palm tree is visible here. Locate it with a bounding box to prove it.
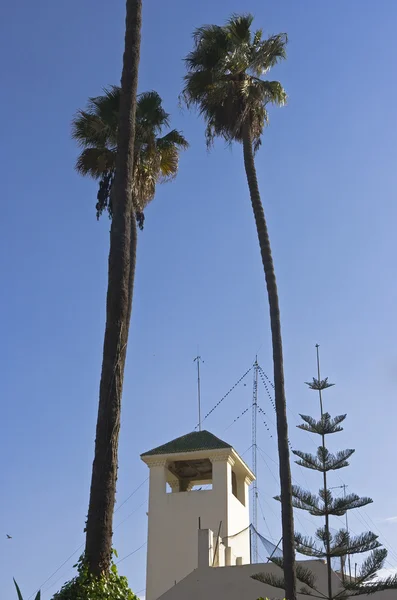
[72,84,187,575]
[182,14,296,600]
[74,0,142,576]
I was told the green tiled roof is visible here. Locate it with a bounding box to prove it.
[141,430,232,457]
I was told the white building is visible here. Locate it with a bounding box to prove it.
[141,430,255,600]
[141,430,395,600]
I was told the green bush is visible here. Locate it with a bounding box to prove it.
[52,552,137,600]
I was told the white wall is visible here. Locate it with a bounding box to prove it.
[145,453,252,600]
[227,491,250,564]
[146,469,235,600]
[147,485,221,600]
[157,558,397,600]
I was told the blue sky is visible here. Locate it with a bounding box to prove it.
[1,0,397,597]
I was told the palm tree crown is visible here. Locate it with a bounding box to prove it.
[182,13,287,150]
[72,87,188,226]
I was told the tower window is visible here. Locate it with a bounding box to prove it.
[232,471,238,498]
[231,470,246,505]
[167,458,213,492]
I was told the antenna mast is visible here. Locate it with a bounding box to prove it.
[252,357,259,562]
[194,355,203,431]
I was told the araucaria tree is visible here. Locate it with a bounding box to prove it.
[182,14,296,598]
[72,80,187,577]
[255,346,397,599]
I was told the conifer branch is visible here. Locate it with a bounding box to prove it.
[305,377,335,391]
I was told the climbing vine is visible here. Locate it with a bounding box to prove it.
[52,551,138,600]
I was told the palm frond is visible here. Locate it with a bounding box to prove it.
[181,70,216,110]
[72,111,115,148]
[75,147,116,178]
[88,86,120,113]
[187,25,229,72]
[226,13,254,44]
[248,33,288,76]
[153,130,188,181]
[136,91,170,132]
[72,86,187,220]
[253,79,287,106]
[88,86,120,132]
[157,129,189,150]
[158,147,179,180]
[72,86,120,148]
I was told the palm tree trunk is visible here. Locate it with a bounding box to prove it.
[85,0,142,577]
[127,210,138,332]
[242,124,296,600]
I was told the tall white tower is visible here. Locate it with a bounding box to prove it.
[141,430,255,600]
